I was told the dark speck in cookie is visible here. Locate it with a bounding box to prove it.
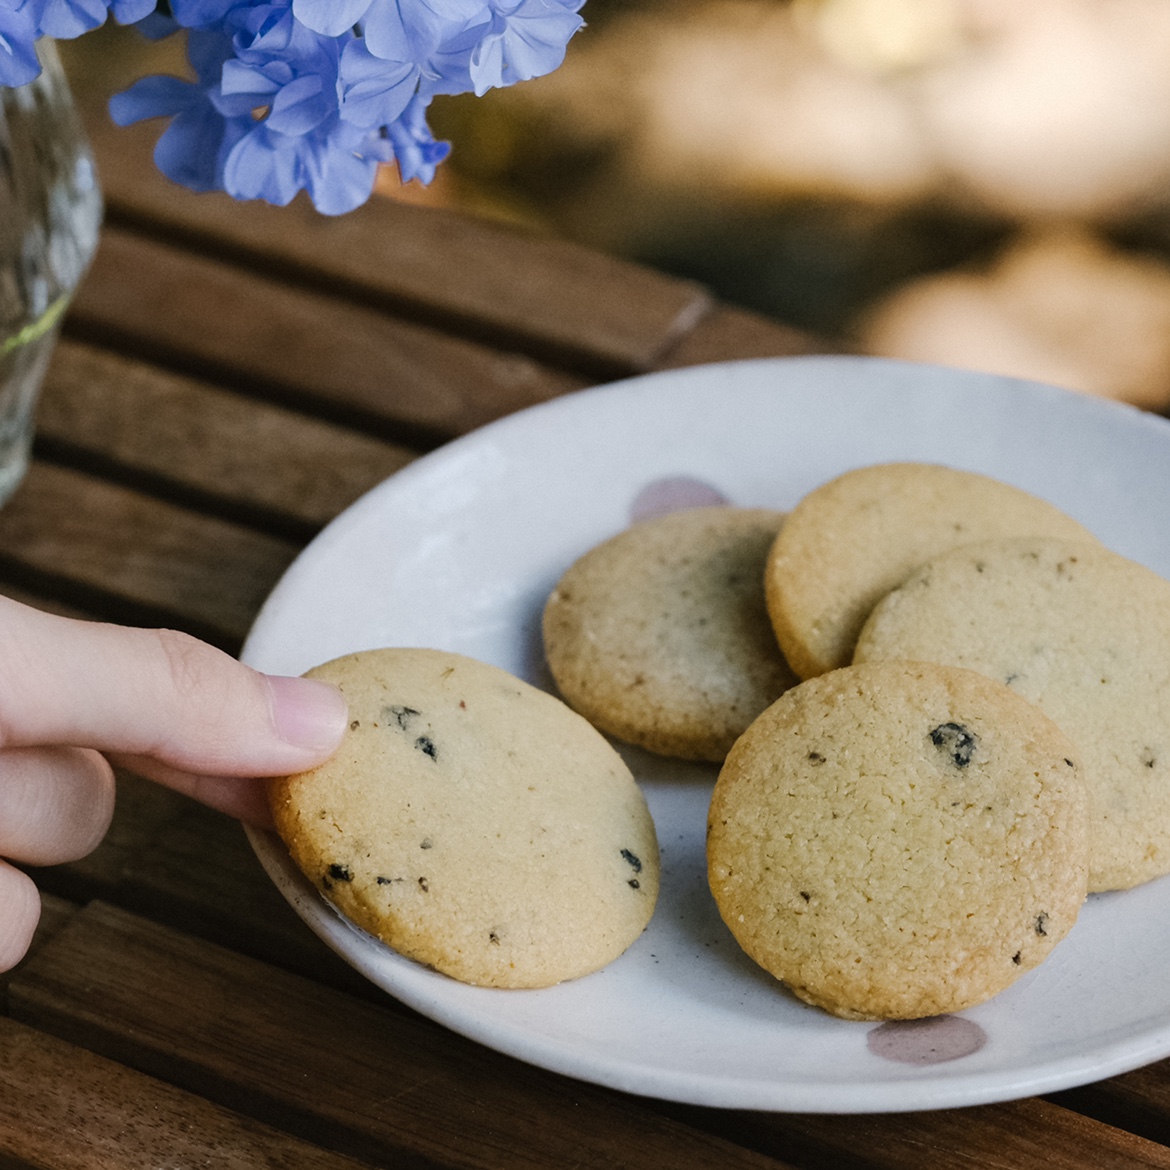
[387,705,420,731]
[930,722,978,769]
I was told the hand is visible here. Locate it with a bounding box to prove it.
[0,595,348,971]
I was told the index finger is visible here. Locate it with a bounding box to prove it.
[0,597,347,777]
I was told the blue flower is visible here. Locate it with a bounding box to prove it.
[109,30,249,192]
[0,0,158,85]
[385,93,449,184]
[289,0,367,38]
[469,0,584,95]
[0,1,41,88]
[361,0,487,66]
[337,36,417,128]
[224,114,393,213]
[169,0,245,29]
[25,0,155,39]
[100,0,585,213]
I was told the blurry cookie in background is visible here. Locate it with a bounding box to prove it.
[857,230,1170,412]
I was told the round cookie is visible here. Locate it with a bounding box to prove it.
[764,462,1099,680]
[855,536,1170,892]
[542,506,798,762]
[707,660,1089,1020]
[269,647,660,988]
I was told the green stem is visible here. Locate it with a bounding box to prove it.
[0,293,69,357]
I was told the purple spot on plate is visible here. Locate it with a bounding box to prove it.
[630,477,731,523]
[867,1016,987,1065]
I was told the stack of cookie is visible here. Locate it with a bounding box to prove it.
[268,462,1170,1015]
[545,462,1170,1019]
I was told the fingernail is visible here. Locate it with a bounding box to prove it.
[265,675,349,755]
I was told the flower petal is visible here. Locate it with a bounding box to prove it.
[292,0,369,37]
[338,37,417,127]
[266,71,334,135]
[108,74,198,125]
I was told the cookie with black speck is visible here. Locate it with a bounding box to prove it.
[855,535,1170,892]
[764,462,1098,679]
[269,647,660,988]
[542,506,797,762]
[707,660,1089,1020]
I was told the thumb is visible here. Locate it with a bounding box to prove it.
[0,597,348,777]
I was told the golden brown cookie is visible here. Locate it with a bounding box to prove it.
[707,660,1089,1020]
[269,647,660,988]
[855,536,1170,891]
[764,462,1098,679]
[542,506,797,761]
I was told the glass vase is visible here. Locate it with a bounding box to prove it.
[0,40,102,506]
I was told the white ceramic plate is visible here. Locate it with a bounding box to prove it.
[243,355,1170,1113]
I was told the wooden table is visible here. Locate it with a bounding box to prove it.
[3,99,1170,1170]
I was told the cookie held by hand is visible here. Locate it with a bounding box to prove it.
[707,660,1089,1020]
[269,647,660,988]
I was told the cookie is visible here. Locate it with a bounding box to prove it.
[764,462,1098,679]
[269,647,660,988]
[707,660,1089,1020]
[855,536,1170,891]
[542,506,798,762]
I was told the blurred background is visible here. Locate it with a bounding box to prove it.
[61,0,1170,412]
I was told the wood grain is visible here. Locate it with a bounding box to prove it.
[0,1018,376,1170]
[38,341,416,537]
[651,1096,1170,1170]
[10,902,793,1170]
[24,773,191,908]
[1051,1064,1170,1149]
[83,116,714,379]
[0,462,299,649]
[657,304,825,369]
[117,801,380,999]
[67,229,589,447]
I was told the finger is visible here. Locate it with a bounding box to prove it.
[0,747,115,865]
[0,597,347,775]
[109,753,275,829]
[0,861,39,973]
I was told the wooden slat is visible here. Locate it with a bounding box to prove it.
[10,902,793,1170]
[24,772,190,908]
[1051,1065,1170,1149]
[657,304,826,369]
[82,115,713,379]
[0,462,298,649]
[37,341,416,537]
[0,1018,375,1170]
[650,1097,1170,1170]
[0,894,77,1009]
[67,228,588,445]
[26,775,380,1003]
[115,800,381,999]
